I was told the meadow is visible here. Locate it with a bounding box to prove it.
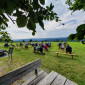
[0,42,85,85]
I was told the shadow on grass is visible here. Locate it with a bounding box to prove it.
[54,54,78,61]
[34,52,45,55]
[0,54,7,58]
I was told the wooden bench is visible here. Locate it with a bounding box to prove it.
[55,52,60,56]
[36,71,77,85]
[0,59,78,85]
[60,53,76,59]
[67,54,76,59]
[0,59,42,85]
[55,52,76,59]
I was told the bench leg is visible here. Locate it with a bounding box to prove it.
[35,69,38,75]
[57,53,58,56]
[72,55,73,59]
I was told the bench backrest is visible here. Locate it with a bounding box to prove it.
[0,59,41,85]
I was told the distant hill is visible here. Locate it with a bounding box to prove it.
[13,37,68,42]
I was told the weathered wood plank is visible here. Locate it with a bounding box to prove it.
[65,79,77,85]
[0,59,41,85]
[22,70,45,85]
[51,74,66,85]
[0,63,42,85]
[37,71,58,85]
[28,71,47,85]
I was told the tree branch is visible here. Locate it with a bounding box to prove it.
[7,14,15,24]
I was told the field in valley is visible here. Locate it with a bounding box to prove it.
[0,42,85,85]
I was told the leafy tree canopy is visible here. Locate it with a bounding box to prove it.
[0,25,11,41]
[66,0,85,12]
[66,0,85,40]
[0,0,59,36]
[0,31,11,42]
[68,24,85,41]
[68,33,76,41]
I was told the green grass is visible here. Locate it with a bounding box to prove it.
[0,42,85,85]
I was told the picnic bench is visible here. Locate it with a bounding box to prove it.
[0,49,7,57]
[55,52,76,59]
[0,59,77,85]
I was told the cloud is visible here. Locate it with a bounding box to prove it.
[5,0,85,39]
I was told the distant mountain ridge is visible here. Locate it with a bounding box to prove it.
[13,37,68,42]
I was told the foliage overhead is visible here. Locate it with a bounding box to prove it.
[0,0,59,35]
[66,0,85,12]
[0,31,11,42]
[76,24,85,40]
[68,34,76,41]
[68,24,85,40]
[66,0,85,40]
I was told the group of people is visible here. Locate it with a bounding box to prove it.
[57,42,72,54]
[4,42,72,54]
[33,42,51,53]
[4,43,10,47]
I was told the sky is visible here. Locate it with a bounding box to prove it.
[6,0,85,39]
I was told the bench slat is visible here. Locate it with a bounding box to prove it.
[65,79,77,85]
[28,71,47,85]
[22,70,45,85]
[37,71,58,85]
[0,59,41,85]
[51,74,66,85]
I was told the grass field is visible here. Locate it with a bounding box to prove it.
[0,42,85,85]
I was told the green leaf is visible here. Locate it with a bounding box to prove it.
[16,15,27,27]
[38,18,44,30]
[56,18,58,22]
[33,0,40,9]
[30,12,38,23]
[27,18,36,31]
[32,31,36,35]
[46,15,49,20]
[39,0,45,5]
[13,10,23,16]
[50,3,54,11]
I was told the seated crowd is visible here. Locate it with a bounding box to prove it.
[3,41,73,56]
[33,42,51,53]
[57,42,72,54]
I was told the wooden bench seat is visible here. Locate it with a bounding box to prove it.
[55,52,60,56]
[36,71,77,85]
[21,70,77,85]
[67,54,76,59]
[55,52,76,59]
[22,70,47,85]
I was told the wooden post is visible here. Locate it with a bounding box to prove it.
[72,55,73,59]
[35,69,38,75]
[57,53,58,56]
[8,47,13,61]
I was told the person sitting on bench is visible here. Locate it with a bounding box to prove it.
[66,44,72,54]
[40,45,43,53]
[45,44,48,51]
[34,44,36,53]
[4,43,10,47]
[37,45,40,52]
[20,42,23,47]
[61,43,64,50]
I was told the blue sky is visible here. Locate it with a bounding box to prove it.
[6,0,85,39]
